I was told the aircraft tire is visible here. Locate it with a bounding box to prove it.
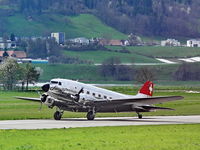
[87,111,95,120]
[54,111,62,120]
[138,114,142,119]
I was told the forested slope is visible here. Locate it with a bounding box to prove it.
[0,0,199,38]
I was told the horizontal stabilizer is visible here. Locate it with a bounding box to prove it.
[141,105,174,111]
[132,96,184,105]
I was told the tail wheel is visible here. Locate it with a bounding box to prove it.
[87,111,95,120]
[54,111,62,120]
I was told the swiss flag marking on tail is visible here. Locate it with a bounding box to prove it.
[139,81,154,96]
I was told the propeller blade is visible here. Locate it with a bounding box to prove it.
[36,91,43,111]
[37,91,41,97]
[42,83,50,92]
[73,88,84,102]
[37,92,48,111]
[78,88,83,95]
[38,101,43,111]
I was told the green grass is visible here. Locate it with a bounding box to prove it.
[34,64,103,82]
[63,50,159,63]
[6,13,127,39]
[34,63,172,83]
[33,63,200,85]
[63,46,200,64]
[107,46,200,58]
[68,14,127,39]
[1,85,200,120]
[0,124,200,150]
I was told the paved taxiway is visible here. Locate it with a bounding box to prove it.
[0,115,199,130]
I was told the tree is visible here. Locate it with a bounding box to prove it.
[10,33,16,41]
[100,57,134,81]
[173,63,200,81]
[27,38,47,58]
[46,38,61,57]
[135,67,155,83]
[115,65,134,81]
[0,58,22,90]
[128,33,143,46]
[100,57,121,78]
[0,58,41,91]
[22,63,40,91]
[16,38,27,51]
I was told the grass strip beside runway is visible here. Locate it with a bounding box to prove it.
[0,124,200,150]
[0,87,200,120]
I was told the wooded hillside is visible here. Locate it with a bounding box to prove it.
[0,0,199,38]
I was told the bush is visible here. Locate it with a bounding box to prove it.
[173,63,200,81]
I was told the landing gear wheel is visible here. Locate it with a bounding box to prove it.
[54,111,62,120]
[87,111,95,120]
[138,114,142,119]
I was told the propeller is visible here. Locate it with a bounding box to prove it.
[41,83,50,92]
[38,83,50,111]
[73,88,83,102]
[37,91,42,111]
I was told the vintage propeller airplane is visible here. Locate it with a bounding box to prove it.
[15,79,183,120]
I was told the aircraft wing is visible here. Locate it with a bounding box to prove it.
[89,96,183,106]
[14,96,41,102]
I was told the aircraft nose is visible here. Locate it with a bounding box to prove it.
[42,83,50,92]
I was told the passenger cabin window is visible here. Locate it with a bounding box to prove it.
[104,96,107,99]
[98,94,101,98]
[92,93,95,96]
[58,82,62,85]
[109,97,112,99]
[87,91,90,94]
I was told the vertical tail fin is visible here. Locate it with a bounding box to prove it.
[138,81,154,97]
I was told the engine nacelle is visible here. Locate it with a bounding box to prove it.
[44,96,55,107]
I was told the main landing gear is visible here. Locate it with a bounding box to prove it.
[87,111,95,120]
[136,112,143,119]
[54,110,64,120]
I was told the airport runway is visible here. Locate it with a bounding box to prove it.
[0,115,200,130]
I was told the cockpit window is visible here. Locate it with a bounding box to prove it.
[51,81,58,84]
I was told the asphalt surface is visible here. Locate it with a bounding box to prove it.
[0,115,199,130]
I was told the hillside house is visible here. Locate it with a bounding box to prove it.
[99,39,126,46]
[51,32,65,45]
[69,37,90,45]
[0,38,16,49]
[121,40,130,46]
[0,51,27,58]
[161,39,181,46]
[108,40,122,46]
[99,39,130,46]
[187,39,200,47]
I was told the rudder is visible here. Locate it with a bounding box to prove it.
[139,81,154,96]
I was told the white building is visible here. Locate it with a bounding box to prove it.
[0,39,16,49]
[161,39,181,47]
[70,37,90,45]
[187,39,200,47]
[51,32,65,45]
